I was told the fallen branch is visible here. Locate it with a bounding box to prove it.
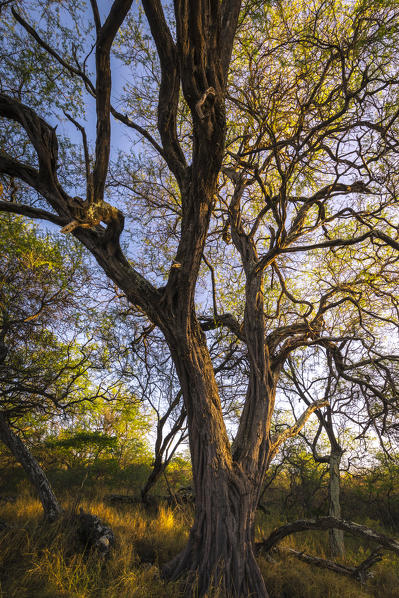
[257,516,399,556]
[281,547,382,583]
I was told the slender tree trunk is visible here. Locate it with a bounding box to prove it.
[141,456,165,504]
[141,401,185,504]
[0,413,61,520]
[328,450,344,557]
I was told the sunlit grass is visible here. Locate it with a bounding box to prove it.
[0,493,398,597]
[0,494,186,598]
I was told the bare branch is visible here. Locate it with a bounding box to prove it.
[257,516,399,556]
[11,9,95,94]
[281,547,382,583]
[63,112,92,199]
[270,399,329,460]
[199,313,245,342]
[11,9,165,162]
[89,0,101,33]
[220,0,242,82]
[0,200,66,226]
[141,0,186,185]
[92,0,134,202]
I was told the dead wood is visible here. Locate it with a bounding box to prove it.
[279,547,382,583]
[257,516,399,556]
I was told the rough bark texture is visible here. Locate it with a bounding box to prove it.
[0,413,62,520]
[162,466,268,597]
[161,322,270,597]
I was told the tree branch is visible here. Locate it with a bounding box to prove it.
[199,313,245,342]
[281,547,382,583]
[270,399,329,460]
[257,516,399,556]
[0,94,59,186]
[0,200,66,226]
[141,0,186,185]
[89,0,101,33]
[220,0,242,82]
[11,9,95,94]
[11,9,166,163]
[0,97,70,217]
[92,0,134,202]
[63,112,92,199]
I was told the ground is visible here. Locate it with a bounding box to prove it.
[0,485,398,598]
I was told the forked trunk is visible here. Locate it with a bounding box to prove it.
[161,323,269,597]
[163,468,268,597]
[0,413,62,520]
[328,450,344,557]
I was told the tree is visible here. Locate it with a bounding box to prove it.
[37,395,152,473]
[89,293,189,502]
[1,1,399,595]
[281,303,399,557]
[95,294,244,503]
[282,356,348,556]
[0,213,115,518]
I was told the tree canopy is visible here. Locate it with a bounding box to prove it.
[1,1,399,596]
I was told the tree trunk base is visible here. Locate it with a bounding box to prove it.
[162,512,268,597]
[0,413,62,521]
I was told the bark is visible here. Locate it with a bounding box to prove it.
[328,450,344,557]
[160,322,270,598]
[141,457,167,504]
[0,339,7,365]
[281,547,382,583]
[0,413,61,520]
[162,464,268,597]
[257,515,399,556]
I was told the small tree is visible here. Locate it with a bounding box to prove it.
[0,214,111,517]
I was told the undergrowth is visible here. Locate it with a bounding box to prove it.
[0,491,398,597]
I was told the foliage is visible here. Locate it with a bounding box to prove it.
[39,397,153,470]
[0,213,102,418]
[2,0,399,594]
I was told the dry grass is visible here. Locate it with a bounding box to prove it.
[256,509,399,598]
[0,494,186,598]
[0,494,398,597]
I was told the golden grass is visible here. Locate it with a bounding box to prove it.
[0,495,186,598]
[0,495,398,597]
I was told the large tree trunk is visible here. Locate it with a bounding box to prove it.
[328,450,344,557]
[0,413,62,520]
[161,321,270,597]
[163,468,268,597]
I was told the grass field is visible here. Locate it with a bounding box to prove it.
[0,488,398,598]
